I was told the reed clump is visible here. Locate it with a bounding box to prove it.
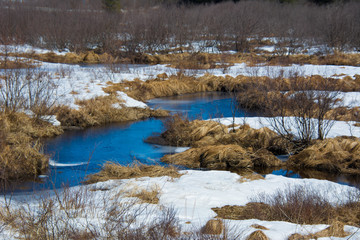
[126,185,161,204]
[56,95,168,128]
[152,114,290,154]
[246,230,269,240]
[86,162,182,184]
[288,221,350,240]
[161,144,282,170]
[0,112,62,181]
[18,51,116,64]
[287,136,360,174]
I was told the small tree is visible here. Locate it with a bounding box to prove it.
[102,0,121,12]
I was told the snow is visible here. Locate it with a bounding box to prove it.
[117,91,147,108]
[340,92,360,108]
[212,117,360,139]
[49,159,88,167]
[0,44,69,55]
[3,170,359,239]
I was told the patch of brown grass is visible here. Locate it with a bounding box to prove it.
[151,114,290,156]
[158,114,225,147]
[16,51,116,64]
[104,74,268,102]
[246,230,269,240]
[56,95,169,128]
[288,221,350,240]
[238,172,265,183]
[0,112,62,181]
[287,136,360,174]
[212,185,360,227]
[85,162,182,184]
[161,144,282,170]
[126,185,161,204]
[201,219,224,235]
[250,224,269,230]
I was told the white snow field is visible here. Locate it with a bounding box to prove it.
[1,170,359,239]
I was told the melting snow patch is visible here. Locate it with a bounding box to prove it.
[117,91,147,108]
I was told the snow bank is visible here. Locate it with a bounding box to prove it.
[212,117,360,139]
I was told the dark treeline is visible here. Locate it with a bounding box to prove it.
[0,0,359,59]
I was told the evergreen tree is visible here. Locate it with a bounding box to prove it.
[102,0,121,11]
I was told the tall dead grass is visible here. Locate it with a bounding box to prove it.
[287,136,360,175]
[0,112,62,182]
[56,95,168,128]
[86,162,182,184]
[212,185,360,227]
[161,144,282,170]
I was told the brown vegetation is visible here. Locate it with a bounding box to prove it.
[246,230,269,240]
[150,114,290,153]
[161,144,282,170]
[201,219,224,235]
[287,136,360,175]
[212,186,360,227]
[56,95,169,128]
[126,185,161,204]
[16,51,116,65]
[288,221,350,239]
[85,162,182,184]
[0,112,62,181]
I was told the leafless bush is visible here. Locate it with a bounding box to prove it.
[0,66,58,118]
[1,1,359,57]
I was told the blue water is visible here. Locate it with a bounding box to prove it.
[29,92,253,190]
[12,92,359,191]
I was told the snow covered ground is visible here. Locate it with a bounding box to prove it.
[212,117,360,139]
[34,61,360,111]
[2,170,359,239]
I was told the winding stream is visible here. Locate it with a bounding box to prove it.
[10,92,360,192]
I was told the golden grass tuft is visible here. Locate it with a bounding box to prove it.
[246,230,269,240]
[288,221,350,240]
[56,95,169,128]
[288,136,360,174]
[159,115,226,147]
[126,185,161,204]
[0,112,61,181]
[85,162,182,184]
[161,144,282,170]
[250,224,269,230]
[238,172,265,183]
[201,219,224,235]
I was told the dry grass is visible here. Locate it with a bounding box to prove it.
[201,219,224,235]
[238,172,265,183]
[287,136,360,174]
[104,73,267,102]
[85,162,182,184]
[126,185,161,204]
[150,114,290,154]
[56,95,169,128]
[246,230,269,240]
[250,224,269,230]
[16,51,116,64]
[288,221,350,240]
[212,185,360,227]
[0,112,62,181]
[142,51,360,68]
[161,144,282,170]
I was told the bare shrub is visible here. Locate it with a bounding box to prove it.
[212,185,360,226]
[0,66,58,119]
